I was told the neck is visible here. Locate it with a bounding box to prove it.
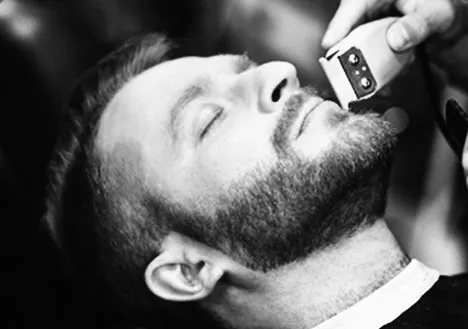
[212,219,410,329]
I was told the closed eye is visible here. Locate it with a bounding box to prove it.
[200,107,223,140]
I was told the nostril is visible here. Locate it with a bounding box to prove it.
[271,78,288,102]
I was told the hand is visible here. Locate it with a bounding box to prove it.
[322,0,464,52]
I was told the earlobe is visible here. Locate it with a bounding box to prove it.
[144,249,224,302]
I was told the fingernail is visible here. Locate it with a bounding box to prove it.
[387,24,411,52]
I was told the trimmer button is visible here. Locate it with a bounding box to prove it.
[360,77,372,89]
[348,54,360,65]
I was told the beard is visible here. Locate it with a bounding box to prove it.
[161,89,398,272]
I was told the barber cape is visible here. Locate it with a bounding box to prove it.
[314,259,468,329]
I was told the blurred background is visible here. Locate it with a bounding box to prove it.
[0,0,466,328]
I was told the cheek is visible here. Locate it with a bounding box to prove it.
[197,121,278,189]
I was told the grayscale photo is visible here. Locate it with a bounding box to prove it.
[2,0,468,328]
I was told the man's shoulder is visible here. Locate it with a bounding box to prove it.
[436,272,468,293]
[383,273,468,328]
[429,273,468,317]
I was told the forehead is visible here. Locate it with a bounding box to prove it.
[96,54,242,152]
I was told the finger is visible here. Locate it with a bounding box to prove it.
[386,13,434,52]
[322,0,369,48]
[388,0,456,52]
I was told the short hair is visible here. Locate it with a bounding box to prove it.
[43,34,215,327]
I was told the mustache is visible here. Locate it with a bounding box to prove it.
[272,86,321,156]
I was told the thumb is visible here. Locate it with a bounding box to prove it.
[387,14,433,52]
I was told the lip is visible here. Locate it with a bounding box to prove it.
[296,98,324,138]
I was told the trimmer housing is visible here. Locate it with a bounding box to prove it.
[319,17,414,109]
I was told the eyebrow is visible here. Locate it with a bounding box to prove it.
[169,78,210,140]
[169,55,257,140]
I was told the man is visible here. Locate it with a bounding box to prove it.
[43,0,468,328]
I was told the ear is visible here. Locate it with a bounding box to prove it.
[144,233,225,301]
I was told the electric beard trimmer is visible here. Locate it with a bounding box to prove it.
[320,17,468,157]
[319,17,414,110]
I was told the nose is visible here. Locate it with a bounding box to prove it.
[256,62,299,113]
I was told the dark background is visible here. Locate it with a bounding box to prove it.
[0,0,466,328]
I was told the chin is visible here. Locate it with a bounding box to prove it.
[298,104,397,177]
[330,109,398,180]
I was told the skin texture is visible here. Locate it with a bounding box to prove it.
[96,53,397,270]
[322,0,459,52]
[77,2,468,327]
[322,0,468,229]
[97,54,345,214]
[94,53,407,329]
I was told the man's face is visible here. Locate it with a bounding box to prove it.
[97,54,397,270]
